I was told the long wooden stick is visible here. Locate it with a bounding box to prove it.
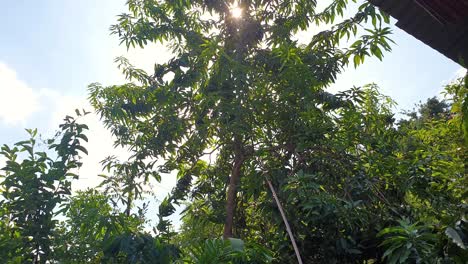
[266,179,303,264]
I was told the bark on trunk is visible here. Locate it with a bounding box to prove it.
[125,194,132,217]
[223,154,244,239]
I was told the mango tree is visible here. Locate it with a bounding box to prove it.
[90,0,393,240]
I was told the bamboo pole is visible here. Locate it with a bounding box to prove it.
[266,179,303,264]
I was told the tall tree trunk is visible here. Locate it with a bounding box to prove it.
[125,177,134,217]
[223,153,244,239]
[125,193,132,217]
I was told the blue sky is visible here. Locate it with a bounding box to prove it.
[0,0,465,225]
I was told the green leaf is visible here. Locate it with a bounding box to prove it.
[76,145,88,155]
[228,238,244,252]
[353,55,360,68]
[76,134,89,142]
[446,227,467,249]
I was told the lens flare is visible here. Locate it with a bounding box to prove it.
[230,6,242,18]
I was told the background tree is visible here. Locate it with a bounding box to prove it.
[98,155,160,217]
[53,189,144,263]
[54,187,183,263]
[392,78,467,263]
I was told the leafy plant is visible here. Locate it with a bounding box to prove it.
[0,110,89,263]
[443,216,468,263]
[102,232,179,264]
[180,238,272,264]
[55,189,139,263]
[445,220,468,251]
[378,219,437,264]
[99,155,160,217]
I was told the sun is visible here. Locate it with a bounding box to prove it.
[230,5,243,18]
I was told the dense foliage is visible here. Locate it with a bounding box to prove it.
[0,0,467,263]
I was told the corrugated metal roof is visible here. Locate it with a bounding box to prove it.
[370,0,468,66]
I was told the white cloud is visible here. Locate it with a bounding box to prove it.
[0,62,40,125]
[0,43,178,221]
[0,40,175,194]
[41,86,175,198]
[44,91,180,227]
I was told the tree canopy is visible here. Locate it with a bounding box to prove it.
[88,0,393,240]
